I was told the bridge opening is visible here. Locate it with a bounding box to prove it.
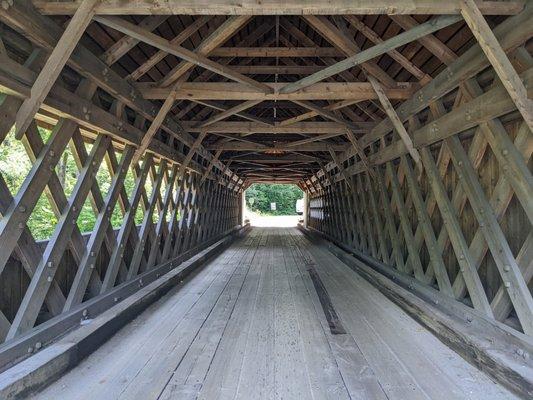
[244,183,304,227]
[0,1,531,399]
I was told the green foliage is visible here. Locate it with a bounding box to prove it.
[245,183,303,215]
[0,127,142,240]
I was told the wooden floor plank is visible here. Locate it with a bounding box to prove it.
[198,229,271,400]
[115,232,261,399]
[233,230,276,399]
[31,231,259,400]
[282,230,357,400]
[31,227,517,400]
[296,230,516,400]
[158,230,263,399]
[286,230,388,400]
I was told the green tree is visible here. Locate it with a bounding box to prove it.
[245,183,303,215]
[0,127,141,240]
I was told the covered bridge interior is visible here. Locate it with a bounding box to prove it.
[0,1,532,399]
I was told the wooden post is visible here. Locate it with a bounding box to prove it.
[14,0,99,138]
[460,0,533,131]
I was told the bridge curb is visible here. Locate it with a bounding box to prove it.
[298,224,533,400]
[0,223,251,399]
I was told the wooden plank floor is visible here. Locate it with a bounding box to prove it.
[31,227,517,400]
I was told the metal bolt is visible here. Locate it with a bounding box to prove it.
[27,347,33,354]
[502,149,509,156]
[18,222,24,229]
[114,297,120,302]
[2,0,14,10]
[82,309,88,317]
[503,265,510,272]
[47,261,53,268]
[516,348,524,356]
[19,205,26,213]
[35,342,42,350]
[466,315,473,322]
[47,276,52,282]
[504,281,511,288]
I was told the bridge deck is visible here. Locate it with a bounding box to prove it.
[31,228,516,400]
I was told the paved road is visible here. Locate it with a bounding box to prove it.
[245,212,302,227]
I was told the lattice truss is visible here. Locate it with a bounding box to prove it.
[0,3,245,343]
[0,0,531,346]
[306,8,532,338]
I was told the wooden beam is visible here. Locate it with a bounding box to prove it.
[368,76,421,164]
[7,135,110,339]
[288,100,375,178]
[292,100,363,131]
[192,100,272,126]
[303,15,396,87]
[324,67,533,183]
[127,16,211,81]
[0,3,239,184]
[279,18,372,86]
[208,142,345,151]
[159,15,251,87]
[94,16,272,94]
[278,99,363,126]
[280,15,461,94]
[139,82,417,101]
[388,15,458,66]
[328,147,355,191]
[200,149,223,186]
[14,0,99,138]
[446,135,533,335]
[343,15,432,84]
[0,49,242,186]
[461,0,533,131]
[419,146,493,316]
[198,100,262,128]
[178,131,208,178]
[285,131,347,147]
[229,65,323,75]
[209,47,343,57]
[132,79,184,165]
[357,4,532,154]
[182,121,372,134]
[101,15,167,66]
[345,130,375,179]
[33,1,525,15]
[229,154,321,163]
